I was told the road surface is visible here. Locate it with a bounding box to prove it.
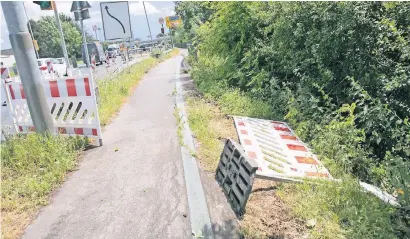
[23,55,191,239]
[77,53,149,82]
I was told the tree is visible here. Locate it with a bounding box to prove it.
[29,14,95,59]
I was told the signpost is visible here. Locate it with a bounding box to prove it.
[165,16,182,48]
[165,16,182,29]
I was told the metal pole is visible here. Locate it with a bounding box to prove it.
[80,20,90,67]
[53,2,70,67]
[143,1,153,42]
[1,2,55,135]
[23,2,39,59]
[169,28,174,48]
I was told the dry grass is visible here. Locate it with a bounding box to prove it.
[185,96,237,171]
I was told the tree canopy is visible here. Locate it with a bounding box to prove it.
[29,14,94,59]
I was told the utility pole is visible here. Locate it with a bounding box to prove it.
[23,2,39,59]
[143,1,153,42]
[1,2,55,134]
[53,2,70,67]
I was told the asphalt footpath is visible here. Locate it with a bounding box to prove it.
[23,55,191,239]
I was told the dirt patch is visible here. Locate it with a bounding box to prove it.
[241,179,307,239]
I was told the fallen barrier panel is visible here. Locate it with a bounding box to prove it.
[216,138,258,216]
[232,116,331,179]
[3,75,103,145]
[230,115,399,206]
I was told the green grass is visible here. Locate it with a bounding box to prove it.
[187,68,401,239]
[277,179,397,239]
[1,48,181,239]
[1,134,88,239]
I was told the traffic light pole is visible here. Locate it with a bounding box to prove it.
[53,2,70,67]
[23,2,39,59]
[80,19,90,67]
[1,1,55,135]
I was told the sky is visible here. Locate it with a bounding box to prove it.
[0,1,176,50]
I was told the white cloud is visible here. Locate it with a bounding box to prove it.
[129,1,160,16]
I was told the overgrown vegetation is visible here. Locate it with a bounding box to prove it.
[1,134,88,239]
[176,2,409,238]
[1,49,180,239]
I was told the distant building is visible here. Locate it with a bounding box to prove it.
[1,48,15,67]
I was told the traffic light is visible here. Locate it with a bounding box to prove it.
[33,1,54,10]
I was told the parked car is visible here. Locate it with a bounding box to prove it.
[83,42,107,65]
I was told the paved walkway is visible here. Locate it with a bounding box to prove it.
[23,56,191,239]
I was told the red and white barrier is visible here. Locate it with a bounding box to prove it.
[1,67,10,80]
[91,54,96,71]
[3,75,103,145]
[233,116,331,179]
[47,61,54,73]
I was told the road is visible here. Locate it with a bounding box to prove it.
[23,54,192,239]
[76,53,149,82]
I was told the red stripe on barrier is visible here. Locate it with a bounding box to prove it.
[305,172,329,178]
[66,79,77,96]
[295,156,318,165]
[84,78,91,96]
[238,121,245,126]
[280,135,298,140]
[49,81,60,97]
[248,151,257,159]
[92,129,98,136]
[58,127,66,134]
[240,129,248,135]
[74,128,84,135]
[18,126,23,132]
[8,85,15,99]
[274,126,291,132]
[244,139,252,145]
[286,144,308,152]
[20,84,25,99]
